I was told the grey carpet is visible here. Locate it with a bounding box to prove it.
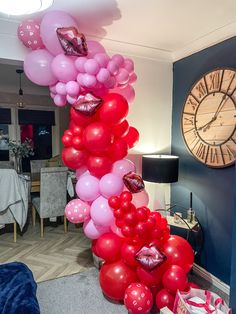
[37,267,127,314]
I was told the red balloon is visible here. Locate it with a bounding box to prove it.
[87,155,112,177]
[99,261,137,301]
[70,107,96,127]
[136,207,149,222]
[120,200,131,211]
[124,283,153,314]
[113,208,125,219]
[96,233,122,263]
[108,196,120,209]
[162,265,188,293]
[121,242,141,268]
[112,120,129,138]
[91,239,98,255]
[108,138,128,161]
[120,191,133,202]
[161,235,194,273]
[62,147,88,169]
[71,125,84,136]
[156,288,175,311]
[72,136,84,150]
[99,93,129,125]
[124,212,138,226]
[136,266,164,287]
[62,133,72,147]
[121,225,135,238]
[123,126,139,149]
[135,222,148,237]
[83,122,113,153]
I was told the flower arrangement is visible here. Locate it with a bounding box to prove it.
[8,138,34,158]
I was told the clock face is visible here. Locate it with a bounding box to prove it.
[181,68,236,168]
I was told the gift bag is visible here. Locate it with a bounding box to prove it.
[173,288,232,314]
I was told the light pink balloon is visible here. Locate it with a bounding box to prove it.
[76,175,100,202]
[90,196,114,227]
[40,10,78,55]
[107,60,119,75]
[111,54,124,67]
[18,19,44,50]
[65,199,90,223]
[82,74,97,88]
[123,58,134,74]
[110,84,135,103]
[87,40,106,58]
[99,173,124,199]
[66,94,77,105]
[129,73,137,85]
[116,68,130,85]
[51,54,78,83]
[50,92,56,99]
[84,59,100,75]
[49,84,57,93]
[24,49,57,86]
[96,68,110,83]
[55,82,67,95]
[94,53,110,67]
[83,219,109,240]
[76,166,90,179]
[132,189,149,207]
[66,81,80,96]
[112,159,136,177]
[54,94,67,107]
[75,57,88,72]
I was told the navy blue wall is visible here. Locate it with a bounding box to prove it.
[172,37,236,285]
[230,166,236,311]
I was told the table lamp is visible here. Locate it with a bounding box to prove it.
[142,154,179,209]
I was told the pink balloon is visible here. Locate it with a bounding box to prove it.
[66,81,80,96]
[87,40,106,58]
[94,53,110,67]
[110,85,135,103]
[55,82,67,95]
[40,10,78,56]
[75,57,88,72]
[76,175,100,202]
[77,73,84,86]
[116,68,130,85]
[104,77,116,89]
[24,49,57,86]
[66,94,77,105]
[123,58,134,74]
[112,159,136,177]
[90,196,114,227]
[111,54,124,67]
[82,74,97,88]
[65,199,90,223]
[49,84,57,93]
[50,92,56,99]
[96,68,110,83]
[18,19,44,50]
[110,221,124,238]
[76,166,90,179]
[132,190,149,207]
[51,54,78,83]
[99,173,124,199]
[107,60,119,75]
[84,59,100,75]
[129,73,137,85]
[83,219,109,240]
[54,94,67,107]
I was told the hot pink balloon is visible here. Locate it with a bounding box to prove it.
[40,10,78,56]
[49,84,57,93]
[65,199,90,223]
[132,189,149,207]
[99,173,124,199]
[83,219,109,240]
[55,82,67,95]
[54,94,67,107]
[129,73,137,85]
[112,159,136,177]
[76,166,90,179]
[51,54,78,83]
[90,196,114,227]
[107,60,119,75]
[123,58,134,74]
[87,40,106,58]
[18,19,44,50]
[110,85,135,103]
[76,174,100,202]
[94,53,110,67]
[111,54,124,67]
[24,49,57,86]
[66,81,80,96]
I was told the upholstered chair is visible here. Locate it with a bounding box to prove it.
[30,160,48,173]
[31,167,68,238]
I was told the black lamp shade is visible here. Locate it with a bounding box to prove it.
[142,155,179,183]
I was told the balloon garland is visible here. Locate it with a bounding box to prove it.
[18,11,194,313]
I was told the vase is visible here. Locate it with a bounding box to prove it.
[14,155,23,174]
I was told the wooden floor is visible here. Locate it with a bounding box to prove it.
[0,221,94,283]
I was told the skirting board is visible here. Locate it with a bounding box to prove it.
[192,263,230,296]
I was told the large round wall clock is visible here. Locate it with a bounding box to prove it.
[181,68,236,168]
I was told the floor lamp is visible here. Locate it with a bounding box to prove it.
[142,154,179,210]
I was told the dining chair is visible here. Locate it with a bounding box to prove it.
[30,160,48,173]
[31,167,68,238]
[0,161,14,169]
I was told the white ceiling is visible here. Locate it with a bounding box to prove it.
[0,0,236,93]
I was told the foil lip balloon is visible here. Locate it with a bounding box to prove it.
[56,27,88,56]
[135,245,167,271]
[123,171,145,193]
[73,93,102,116]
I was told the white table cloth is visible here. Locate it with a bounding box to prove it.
[0,169,28,230]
